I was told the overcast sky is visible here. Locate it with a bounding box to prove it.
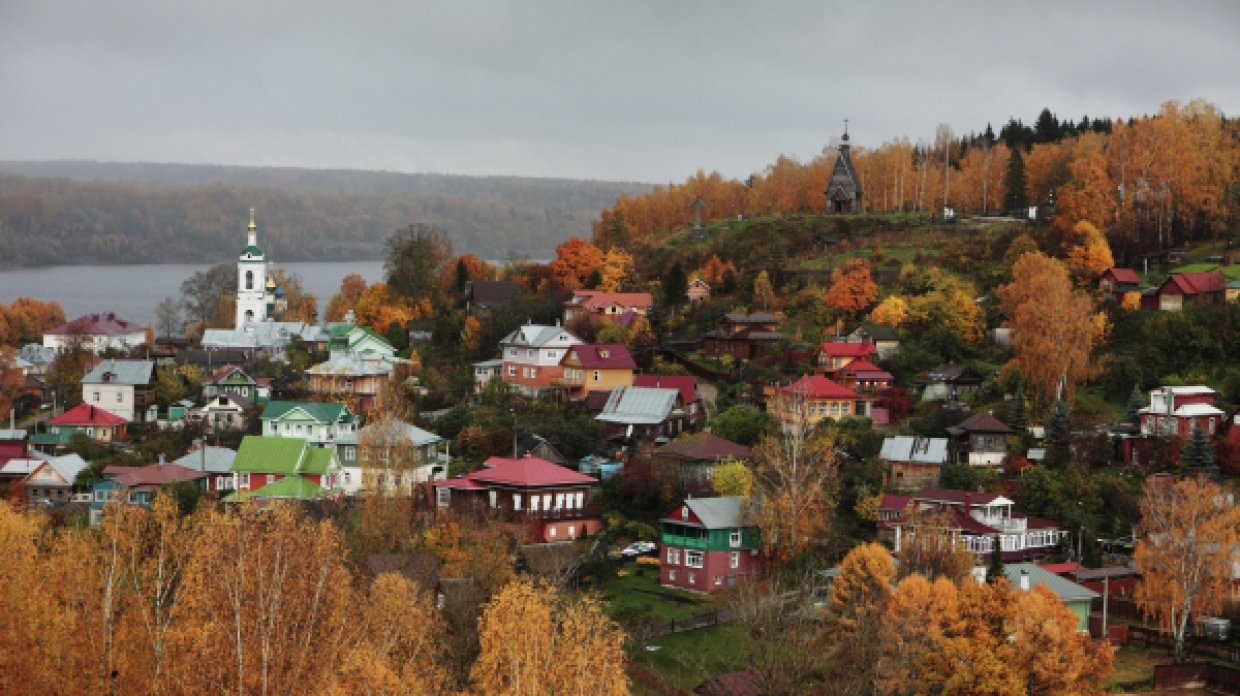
[2,1,1238,183]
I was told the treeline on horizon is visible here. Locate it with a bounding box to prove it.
[593,99,1240,265]
[0,166,649,268]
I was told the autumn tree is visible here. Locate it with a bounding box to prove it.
[325,273,369,322]
[712,458,754,497]
[385,224,453,308]
[752,270,777,312]
[180,263,237,333]
[997,252,1100,407]
[597,248,636,292]
[471,579,627,695]
[1135,476,1240,662]
[696,255,737,287]
[269,268,318,322]
[548,237,604,291]
[0,297,66,344]
[1120,290,1142,312]
[749,419,838,567]
[895,505,975,582]
[825,542,896,694]
[354,282,428,334]
[0,347,25,419]
[1010,584,1113,694]
[726,577,828,694]
[1063,220,1115,281]
[824,259,878,316]
[869,295,909,327]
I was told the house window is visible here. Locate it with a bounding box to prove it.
[93,391,100,402]
[667,548,681,565]
[239,473,250,488]
[730,552,740,569]
[344,447,356,461]
[527,349,535,358]
[669,569,677,582]
[507,365,516,377]
[730,529,741,547]
[514,494,523,511]
[246,270,254,290]
[436,487,450,507]
[575,492,585,509]
[688,572,696,585]
[94,490,105,502]
[685,550,703,569]
[681,506,689,521]
[116,392,123,403]
[530,496,540,512]
[549,526,557,538]
[543,494,551,510]
[592,370,601,382]
[489,491,498,508]
[554,493,564,510]
[568,525,576,538]
[715,576,723,586]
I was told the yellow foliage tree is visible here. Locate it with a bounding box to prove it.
[1121,291,1142,312]
[1064,220,1115,280]
[471,579,627,695]
[597,248,636,292]
[712,458,754,497]
[749,426,837,567]
[1135,476,1240,663]
[869,295,909,327]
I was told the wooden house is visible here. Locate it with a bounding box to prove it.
[659,496,763,593]
[703,313,782,361]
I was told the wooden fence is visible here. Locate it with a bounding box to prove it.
[628,609,725,642]
[1127,624,1240,664]
[1153,662,1240,693]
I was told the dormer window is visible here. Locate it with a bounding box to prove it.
[599,350,609,359]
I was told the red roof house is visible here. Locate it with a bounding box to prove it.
[1156,271,1226,311]
[836,358,893,394]
[634,374,700,426]
[817,341,878,373]
[558,343,636,398]
[1099,267,1141,300]
[562,290,654,322]
[43,312,146,354]
[768,374,868,431]
[878,487,1067,561]
[432,456,601,542]
[38,403,128,448]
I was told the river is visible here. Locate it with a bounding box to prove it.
[0,261,387,328]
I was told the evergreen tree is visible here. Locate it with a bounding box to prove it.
[386,320,409,351]
[1034,108,1061,143]
[986,535,1006,584]
[1046,398,1073,464]
[1180,426,1217,480]
[1007,385,1028,434]
[1126,383,1146,423]
[1003,146,1028,213]
[584,268,602,290]
[664,261,688,308]
[453,258,470,295]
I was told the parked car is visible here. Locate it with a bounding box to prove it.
[619,541,657,558]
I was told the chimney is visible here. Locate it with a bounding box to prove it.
[1019,569,1029,591]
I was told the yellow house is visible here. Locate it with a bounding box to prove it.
[557,343,636,399]
[769,374,867,432]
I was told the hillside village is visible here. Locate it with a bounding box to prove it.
[4,103,1240,694]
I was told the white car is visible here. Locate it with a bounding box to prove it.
[620,541,657,558]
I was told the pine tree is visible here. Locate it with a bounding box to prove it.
[1007,385,1028,434]
[986,535,1006,584]
[1126,383,1146,424]
[1180,426,1217,480]
[1003,146,1028,213]
[1046,398,1073,464]
[664,261,688,308]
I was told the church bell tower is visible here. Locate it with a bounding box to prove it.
[235,208,269,327]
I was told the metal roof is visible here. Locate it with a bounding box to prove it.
[82,359,154,385]
[172,446,236,474]
[664,496,746,529]
[879,436,948,465]
[596,386,678,425]
[500,323,582,349]
[1002,563,1099,602]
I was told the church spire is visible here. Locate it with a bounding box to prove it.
[247,207,257,247]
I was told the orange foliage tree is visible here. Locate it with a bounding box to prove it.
[869,296,909,327]
[1064,220,1115,280]
[353,282,429,334]
[824,259,878,317]
[1135,476,1240,663]
[997,252,1100,407]
[696,255,737,286]
[0,297,66,344]
[325,273,369,322]
[548,237,604,291]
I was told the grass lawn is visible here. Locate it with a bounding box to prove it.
[1108,643,1170,691]
[601,562,717,623]
[1170,262,1221,274]
[631,623,749,692]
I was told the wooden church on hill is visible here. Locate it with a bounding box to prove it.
[824,122,863,213]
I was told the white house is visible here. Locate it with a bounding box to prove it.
[333,421,449,496]
[43,313,146,354]
[81,359,156,423]
[497,323,584,396]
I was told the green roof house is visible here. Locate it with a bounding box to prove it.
[260,400,356,443]
[230,435,342,499]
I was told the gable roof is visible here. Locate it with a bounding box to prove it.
[1163,271,1226,295]
[45,313,142,337]
[468,280,522,307]
[236,474,328,501]
[926,363,984,383]
[28,454,89,486]
[261,400,353,424]
[596,386,679,425]
[172,446,236,474]
[633,374,697,404]
[231,435,335,475]
[779,374,858,400]
[722,312,779,324]
[662,496,745,529]
[1002,563,1099,602]
[467,456,597,487]
[47,403,127,427]
[566,290,654,311]
[819,341,877,358]
[209,365,254,384]
[103,462,208,488]
[912,487,1010,507]
[500,324,583,349]
[948,412,1015,435]
[82,359,154,386]
[567,343,637,370]
[1103,267,1140,284]
[838,359,891,377]
[854,323,901,341]
[655,432,753,462]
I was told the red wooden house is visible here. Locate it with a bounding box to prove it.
[702,313,782,361]
[659,496,764,593]
[433,455,601,542]
[1099,267,1141,301]
[1155,271,1226,311]
[816,340,878,375]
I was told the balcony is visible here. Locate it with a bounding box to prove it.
[551,373,583,387]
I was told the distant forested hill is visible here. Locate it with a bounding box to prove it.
[0,162,650,268]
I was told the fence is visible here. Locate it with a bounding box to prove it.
[1154,663,1240,693]
[627,609,725,642]
[1128,624,1240,664]
[626,660,691,696]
